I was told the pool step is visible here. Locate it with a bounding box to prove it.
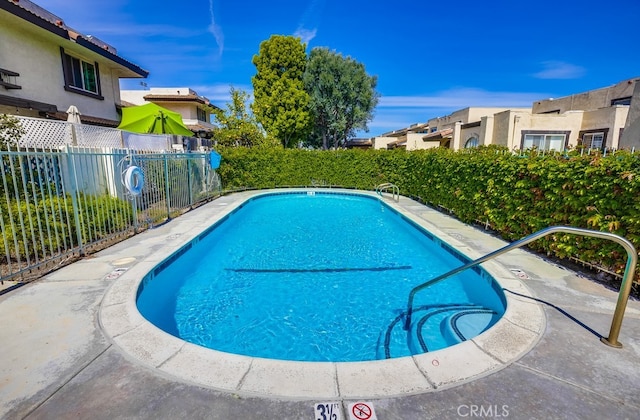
[378,303,497,360]
[440,309,497,345]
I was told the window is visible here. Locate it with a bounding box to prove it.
[66,55,97,92]
[582,132,604,150]
[197,107,207,122]
[611,97,631,106]
[60,48,102,99]
[523,133,565,151]
[0,68,21,89]
[464,136,479,148]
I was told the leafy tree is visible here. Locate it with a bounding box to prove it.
[303,48,379,149]
[211,87,269,147]
[0,114,25,150]
[251,35,311,148]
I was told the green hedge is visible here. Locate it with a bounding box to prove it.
[217,146,640,279]
[217,147,392,189]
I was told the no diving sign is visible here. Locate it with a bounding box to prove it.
[348,402,377,420]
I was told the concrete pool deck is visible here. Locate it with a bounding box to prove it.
[2,189,640,419]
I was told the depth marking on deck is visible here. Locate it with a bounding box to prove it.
[314,401,342,420]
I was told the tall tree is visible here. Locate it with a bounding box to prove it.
[211,87,270,147]
[251,35,311,148]
[303,48,379,149]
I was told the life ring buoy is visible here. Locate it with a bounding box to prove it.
[124,165,144,196]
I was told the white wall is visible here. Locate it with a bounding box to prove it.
[0,9,133,121]
[373,136,397,149]
[120,90,149,105]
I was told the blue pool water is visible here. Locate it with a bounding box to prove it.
[137,192,506,362]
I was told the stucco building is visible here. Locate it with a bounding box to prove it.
[0,0,148,126]
[121,87,218,138]
[372,78,639,152]
[373,123,431,150]
[526,78,634,151]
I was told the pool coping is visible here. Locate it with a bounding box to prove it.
[98,189,546,399]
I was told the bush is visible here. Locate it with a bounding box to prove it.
[1,193,133,261]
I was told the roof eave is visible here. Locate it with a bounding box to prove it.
[0,0,69,40]
[1,1,148,79]
[142,94,207,105]
[75,36,149,78]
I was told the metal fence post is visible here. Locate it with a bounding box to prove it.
[164,153,171,219]
[65,146,85,255]
[131,151,139,232]
[187,157,193,208]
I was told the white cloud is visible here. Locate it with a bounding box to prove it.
[294,28,318,45]
[208,0,224,56]
[295,0,325,45]
[533,61,586,79]
[378,88,549,109]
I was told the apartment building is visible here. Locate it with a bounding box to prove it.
[371,78,639,152]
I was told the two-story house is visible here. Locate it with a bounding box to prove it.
[120,87,218,137]
[0,0,148,126]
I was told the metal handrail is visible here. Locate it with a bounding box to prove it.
[376,183,399,201]
[403,226,638,348]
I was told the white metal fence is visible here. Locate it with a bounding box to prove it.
[1,116,222,283]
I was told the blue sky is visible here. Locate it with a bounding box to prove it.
[35,0,640,137]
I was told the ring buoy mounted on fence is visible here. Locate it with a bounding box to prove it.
[124,165,144,196]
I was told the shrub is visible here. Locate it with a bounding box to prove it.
[1,193,133,262]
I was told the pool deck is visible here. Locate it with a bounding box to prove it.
[2,189,640,419]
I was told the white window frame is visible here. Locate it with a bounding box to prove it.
[523,133,565,151]
[582,132,604,150]
[67,55,98,93]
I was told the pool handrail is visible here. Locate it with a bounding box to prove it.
[403,226,638,348]
[376,183,400,202]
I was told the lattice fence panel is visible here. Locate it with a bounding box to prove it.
[76,125,123,148]
[122,132,172,151]
[15,116,72,148]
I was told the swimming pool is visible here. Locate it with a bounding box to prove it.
[100,189,544,398]
[136,191,506,362]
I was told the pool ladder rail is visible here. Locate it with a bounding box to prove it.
[403,226,638,349]
[376,183,400,202]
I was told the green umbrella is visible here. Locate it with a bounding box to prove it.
[117,102,193,136]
